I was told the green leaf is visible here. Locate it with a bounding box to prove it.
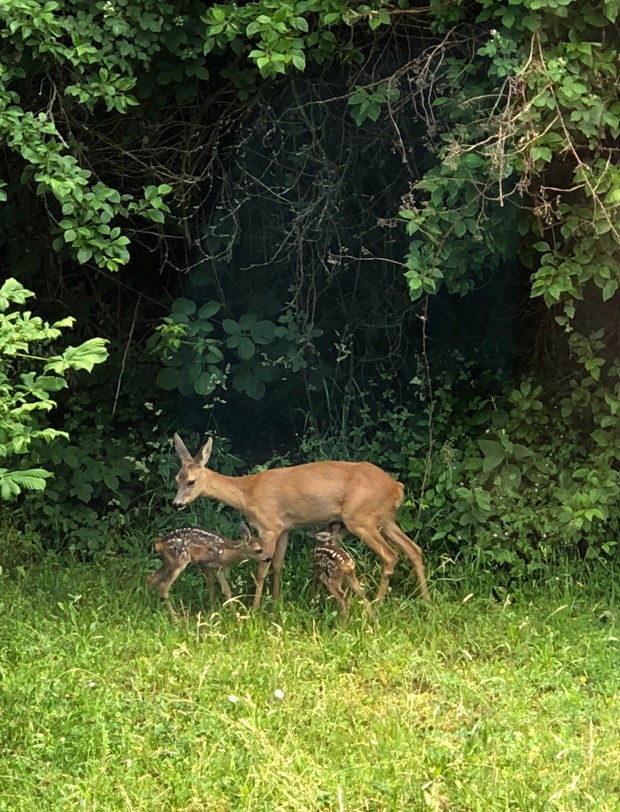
[194,373,217,396]
[172,298,197,316]
[198,301,221,319]
[479,439,505,473]
[0,278,35,310]
[223,319,241,335]
[250,319,276,344]
[73,480,93,503]
[292,52,306,71]
[501,464,522,490]
[147,208,165,223]
[45,338,109,375]
[232,369,265,400]
[238,313,258,329]
[602,280,618,301]
[103,472,119,490]
[237,336,256,360]
[0,468,53,499]
[156,367,180,390]
[591,429,609,445]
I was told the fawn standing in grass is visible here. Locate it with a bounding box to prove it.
[310,522,376,622]
[147,522,272,620]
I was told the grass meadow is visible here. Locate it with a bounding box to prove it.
[0,542,618,812]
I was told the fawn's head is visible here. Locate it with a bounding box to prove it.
[308,521,346,546]
[228,521,272,563]
[172,433,214,509]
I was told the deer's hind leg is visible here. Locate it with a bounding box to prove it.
[382,520,430,601]
[341,516,398,605]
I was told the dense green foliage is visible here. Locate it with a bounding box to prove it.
[0,278,107,499]
[0,0,618,567]
[0,551,617,810]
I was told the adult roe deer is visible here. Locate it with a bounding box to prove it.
[147,521,271,619]
[172,433,430,611]
[310,522,376,622]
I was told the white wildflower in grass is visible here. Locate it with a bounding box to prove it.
[274,689,284,700]
[228,694,239,704]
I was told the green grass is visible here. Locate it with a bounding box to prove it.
[0,551,618,812]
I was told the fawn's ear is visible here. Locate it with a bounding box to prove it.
[239,520,251,540]
[173,434,192,462]
[196,437,213,467]
[313,531,332,543]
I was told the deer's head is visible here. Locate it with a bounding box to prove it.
[172,433,213,509]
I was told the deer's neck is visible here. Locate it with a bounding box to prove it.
[203,470,254,514]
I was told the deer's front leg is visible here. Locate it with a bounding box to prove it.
[270,531,289,601]
[251,528,282,612]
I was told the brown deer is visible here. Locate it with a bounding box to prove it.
[311,522,376,622]
[172,434,430,611]
[147,521,272,620]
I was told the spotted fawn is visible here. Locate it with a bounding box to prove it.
[147,522,271,619]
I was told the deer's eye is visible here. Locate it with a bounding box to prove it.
[186,480,195,488]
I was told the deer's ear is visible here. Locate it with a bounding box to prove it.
[196,437,213,467]
[174,433,192,462]
[313,531,332,543]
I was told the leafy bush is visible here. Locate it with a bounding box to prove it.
[0,278,107,500]
[300,360,620,576]
[21,378,252,555]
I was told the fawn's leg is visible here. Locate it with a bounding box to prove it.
[147,564,168,593]
[198,564,217,603]
[157,562,189,621]
[345,573,376,622]
[320,574,350,621]
[216,569,239,615]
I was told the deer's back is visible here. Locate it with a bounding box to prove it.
[244,460,404,525]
